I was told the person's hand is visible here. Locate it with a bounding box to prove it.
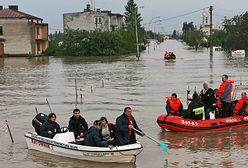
[76,135,81,140]
[108,145,113,150]
[48,131,52,135]
[142,132,146,136]
[128,125,133,129]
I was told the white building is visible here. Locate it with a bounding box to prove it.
[200,10,222,36]
[63,4,123,32]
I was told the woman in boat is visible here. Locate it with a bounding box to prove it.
[40,113,61,138]
[185,92,204,120]
[100,117,115,142]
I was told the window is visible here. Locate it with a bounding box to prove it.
[94,17,102,23]
[0,26,3,35]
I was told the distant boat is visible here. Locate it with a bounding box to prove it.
[164,51,176,59]
[213,46,223,51]
[231,49,245,56]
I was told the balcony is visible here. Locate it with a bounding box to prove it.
[35,34,48,41]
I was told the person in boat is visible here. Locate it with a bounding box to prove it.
[216,74,234,118]
[185,92,204,120]
[233,92,248,116]
[100,117,115,142]
[166,93,183,116]
[164,51,168,57]
[40,113,61,138]
[85,120,110,147]
[68,108,88,140]
[115,107,145,146]
[200,82,215,119]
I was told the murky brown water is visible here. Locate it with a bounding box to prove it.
[1,40,248,168]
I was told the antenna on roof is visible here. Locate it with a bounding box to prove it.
[92,0,96,11]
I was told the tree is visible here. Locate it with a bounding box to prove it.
[172,30,177,39]
[124,0,142,29]
[123,0,145,53]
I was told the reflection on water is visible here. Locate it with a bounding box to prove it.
[26,150,136,168]
[1,40,248,168]
[159,128,248,151]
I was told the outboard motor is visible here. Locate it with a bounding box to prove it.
[32,113,48,135]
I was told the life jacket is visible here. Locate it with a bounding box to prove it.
[166,96,182,115]
[233,98,248,114]
[217,80,234,98]
[217,99,222,108]
[193,106,204,115]
[165,52,170,57]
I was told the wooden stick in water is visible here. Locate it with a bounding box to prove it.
[5,120,14,143]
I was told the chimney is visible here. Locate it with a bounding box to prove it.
[9,5,18,11]
[0,6,3,10]
[86,4,90,11]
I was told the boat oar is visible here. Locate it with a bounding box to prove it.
[133,128,168,152]
[46,98,53,113]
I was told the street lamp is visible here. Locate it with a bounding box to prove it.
[146,16,160,54]
[153,21,162,51]
[148,16,161,31]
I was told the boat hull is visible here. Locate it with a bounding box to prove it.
[25,133,142,163]
[157,114,248,133]
[164,55,176,59]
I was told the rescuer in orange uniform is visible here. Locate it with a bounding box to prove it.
[216,74,234,117]
[233,92,248,116]
[166,93,184,116]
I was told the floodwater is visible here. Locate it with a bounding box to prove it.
[1,40,248,168]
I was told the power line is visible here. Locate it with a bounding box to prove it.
[153,7,209,24]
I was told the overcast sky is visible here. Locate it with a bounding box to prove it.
[1,0,248,34]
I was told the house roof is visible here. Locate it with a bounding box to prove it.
[0,8,42,20]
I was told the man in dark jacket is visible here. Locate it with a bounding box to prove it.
[40,113,61,138]
[68,109,88,140]
[200,82,215,119]
[115,107,144,146]
[185,92,204,120]
[85,120,109,147]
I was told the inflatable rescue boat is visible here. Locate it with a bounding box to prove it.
[157,114,248,133]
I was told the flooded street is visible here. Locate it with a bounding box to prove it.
[1,40,248,168]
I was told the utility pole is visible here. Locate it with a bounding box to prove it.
[209,5,213,56]
[135,7,140,60]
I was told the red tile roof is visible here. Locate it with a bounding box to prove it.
[0,8,42,20]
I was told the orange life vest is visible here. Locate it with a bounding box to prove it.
[217,99,222,108]
[233,98,248,114]
[165,52,170,57]
[166,96,182,115]
[217,80,234,98]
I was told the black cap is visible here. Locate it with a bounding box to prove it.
[93,120,100,125]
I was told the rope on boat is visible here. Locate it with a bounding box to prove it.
[115,144,143,163]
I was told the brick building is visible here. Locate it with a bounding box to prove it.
[0,5,48,56]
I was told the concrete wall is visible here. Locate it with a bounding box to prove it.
[63,11,123,32]
[0,19,33,55]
